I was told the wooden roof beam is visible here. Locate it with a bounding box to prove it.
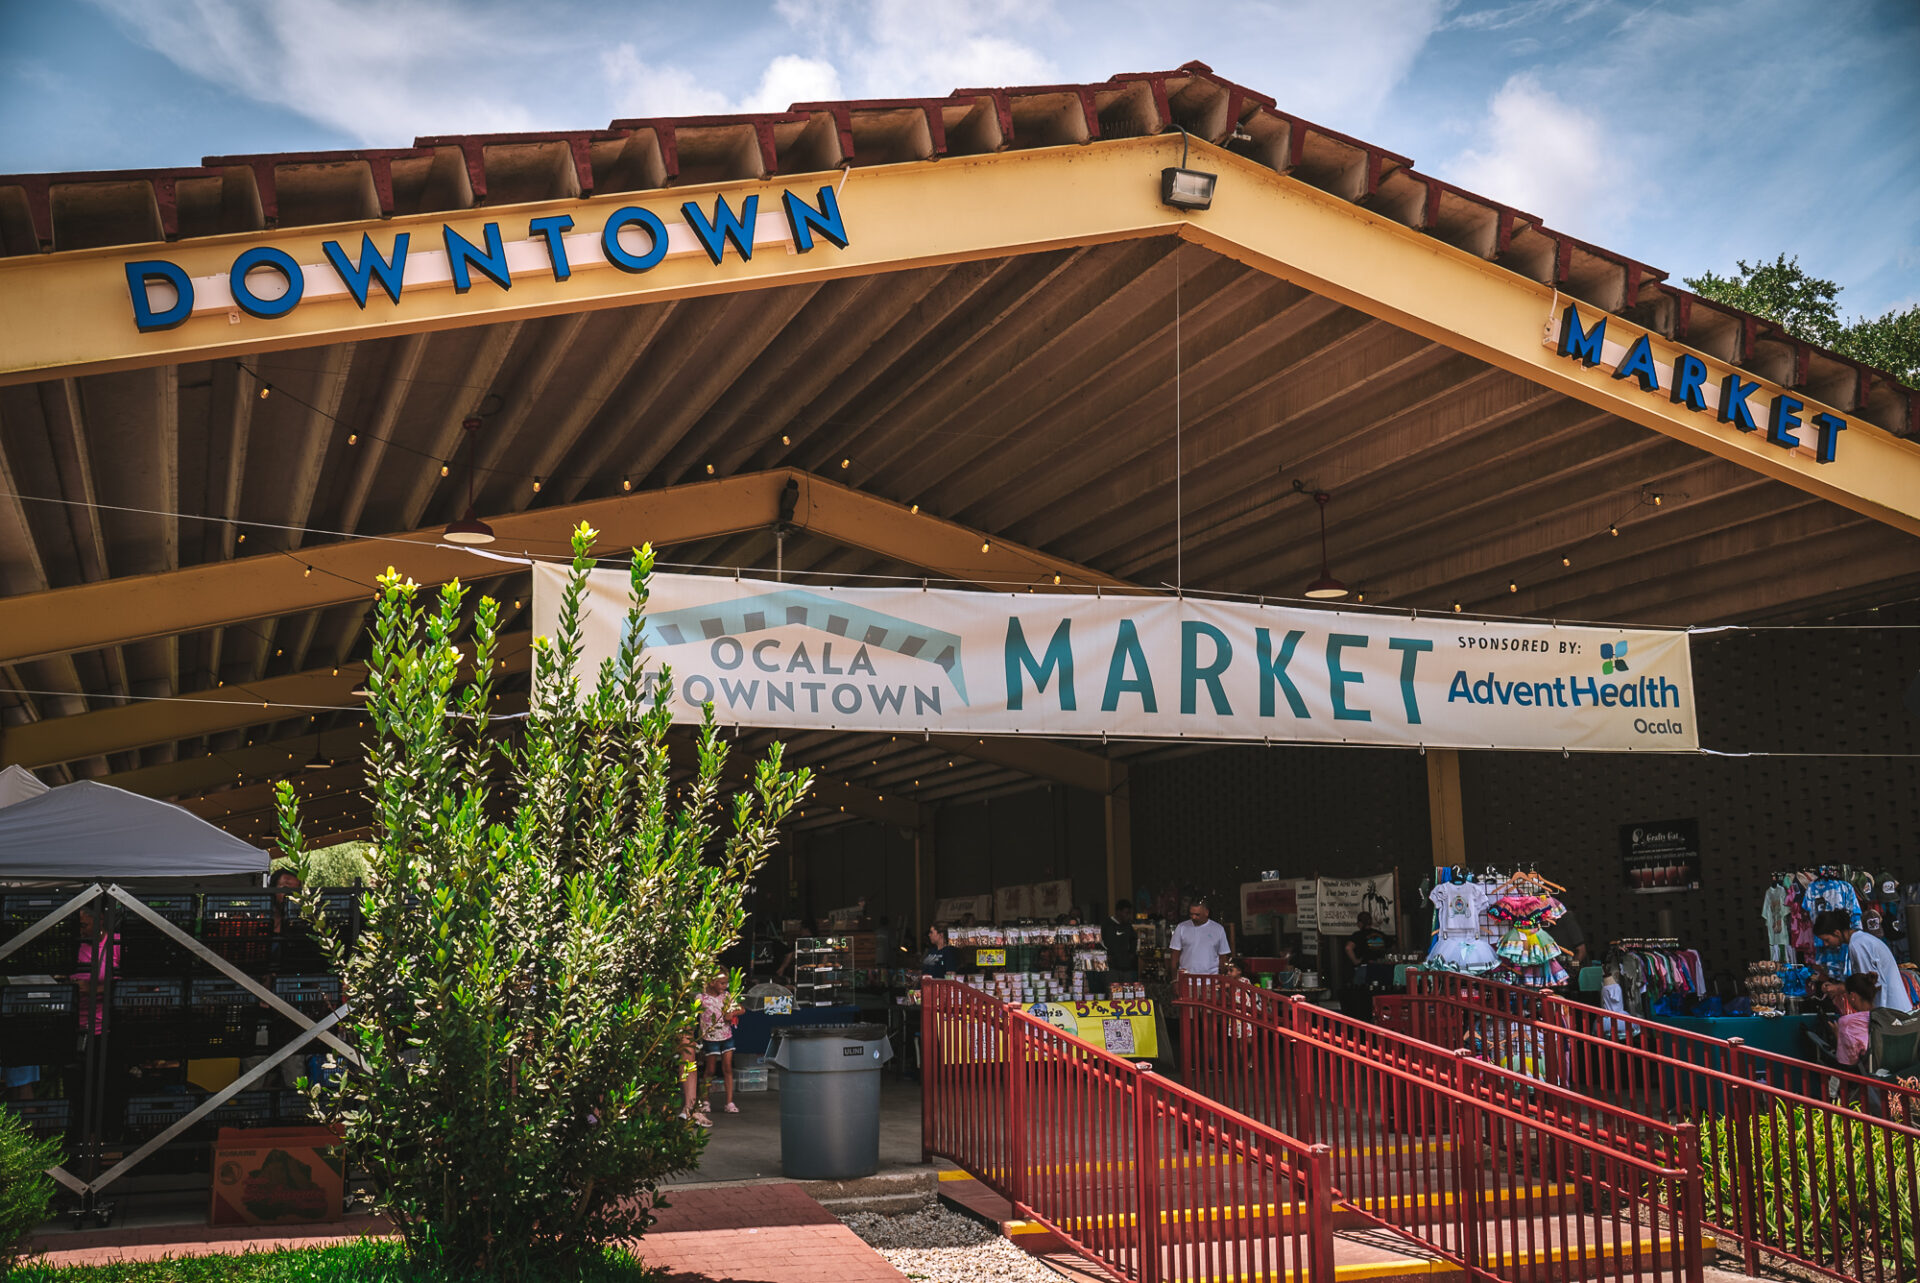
[2,468,1117,669]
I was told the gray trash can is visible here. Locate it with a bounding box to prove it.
[766,1023,893,1179]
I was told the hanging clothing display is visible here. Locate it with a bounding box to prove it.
[1804,874,1863,928]
[1761,883,1794,964]
[1426,879,1500,973]
[1490,894,1568,987]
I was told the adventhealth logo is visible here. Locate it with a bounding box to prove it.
[1600,641,1628,676]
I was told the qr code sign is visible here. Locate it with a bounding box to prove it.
[1101,1019,1136,1055]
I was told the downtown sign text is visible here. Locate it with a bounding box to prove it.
[535,569,1699,753]
[120,187,849,331]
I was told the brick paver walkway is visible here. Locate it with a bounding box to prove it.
[29,1183,907,1283]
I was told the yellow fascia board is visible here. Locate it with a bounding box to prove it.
[3,135,1915,538]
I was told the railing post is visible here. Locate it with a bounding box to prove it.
[1307,1143,1337,1283]
[1722,1040,1761,1277]
[1450,1048,1483,1276]
[1673,1120,1706,1283]
[1134,1066,1161,1283]
[920,979,934,1164]
[1177,974,1195,1091]
[1289,997,1316,1144]
[1007,1010,1029,1219]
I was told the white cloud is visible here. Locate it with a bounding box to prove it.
[738,55,843,113]
[600,45,732,119]
[770,0,1058,98]
[92,0,545,144]
[1446,73,1627,235]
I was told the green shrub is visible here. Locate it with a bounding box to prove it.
[1698,1100,1918,1275]
[272,529,807,1279]
[3,1236,659,1280]
[0,1104,60,1270]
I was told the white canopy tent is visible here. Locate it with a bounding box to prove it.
[0,763,50,809]
[0,779,266,880]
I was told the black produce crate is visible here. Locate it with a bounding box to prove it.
[206,1090,276,1132]
[274,1088,319,1124]
[1,892,81,972]
[200,892,275,967]
[110,978,186,1052]
[1,981,79,1061]
[273,974,343,1018]
[124,1093,199,1141]
[2,1097,70,1138]
[280,891,358,970]
[119,893,199,976]
[186,976,263,1055]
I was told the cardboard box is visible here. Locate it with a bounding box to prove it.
[210,1125,344,1226]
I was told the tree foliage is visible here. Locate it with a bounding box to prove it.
[273,525,809,1278]
[1684,253,1920,384]
[0,1106,59,1271]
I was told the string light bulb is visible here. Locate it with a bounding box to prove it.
[347,432,357,445]
[1356,592,1365,603]
[1052,574,1062,585]
[781,434,790,445]
[909,504,919,515]
[840,458,850,470]
[1452,602,1462,613]
[1608,524,1619,537]
[258,383,272,400]
[1508,581,1518,594]
[1562,556,1572,567]
[622,477,632,491]
[440,463,450,477]
[302,565,312,578]
[532,477,543,493]
[236,532,246,543]
[980,539,991,553]
[1652,493,1663,506]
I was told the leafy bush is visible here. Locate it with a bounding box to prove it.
[0,1105,60,1270]
[1698,1100,1918,1276]
[273,528,807,1278]
[3,1237,658,1281]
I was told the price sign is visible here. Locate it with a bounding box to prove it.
[1022,1000,1158,1058]
[976,948,1007,967]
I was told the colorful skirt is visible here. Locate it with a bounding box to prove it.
[1497,926,1560,967]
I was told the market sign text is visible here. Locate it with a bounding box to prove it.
[534,569,1701,754]
[122,186,850,332]
[1553,302,1848,463]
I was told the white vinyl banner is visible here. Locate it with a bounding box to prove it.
[532,569,1699,753]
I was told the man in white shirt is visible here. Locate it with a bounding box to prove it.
[1814,910,1914,1013]
[1169,900,1232,976]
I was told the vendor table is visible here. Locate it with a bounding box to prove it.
[1651,1013,1819,1109]
[734,1005,861,1056]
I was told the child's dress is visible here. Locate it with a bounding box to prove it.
[1426,881,1499,973]
[1490,894,1568,986]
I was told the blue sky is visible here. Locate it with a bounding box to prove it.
[3,0,1916,316]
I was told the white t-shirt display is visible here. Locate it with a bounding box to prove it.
[1169,919,1232,974]
[1849,930,1915,1012]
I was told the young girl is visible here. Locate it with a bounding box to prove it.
[1836,973,1878,1067]
[697,976,744,1116]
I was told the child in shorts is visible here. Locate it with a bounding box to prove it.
[697,975,744,1115]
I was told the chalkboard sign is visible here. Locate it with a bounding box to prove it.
[1620,819,1701,893]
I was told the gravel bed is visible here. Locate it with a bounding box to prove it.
[839,1198,1065,1282]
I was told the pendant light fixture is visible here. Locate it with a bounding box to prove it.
[1303,490,1350,600]
[443,414,495,545]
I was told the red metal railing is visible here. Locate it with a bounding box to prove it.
[1178,976,1705,1283]
[922,978,1334,1283]
[1397,972,1920,1283]
[1404,968,1920,1118]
